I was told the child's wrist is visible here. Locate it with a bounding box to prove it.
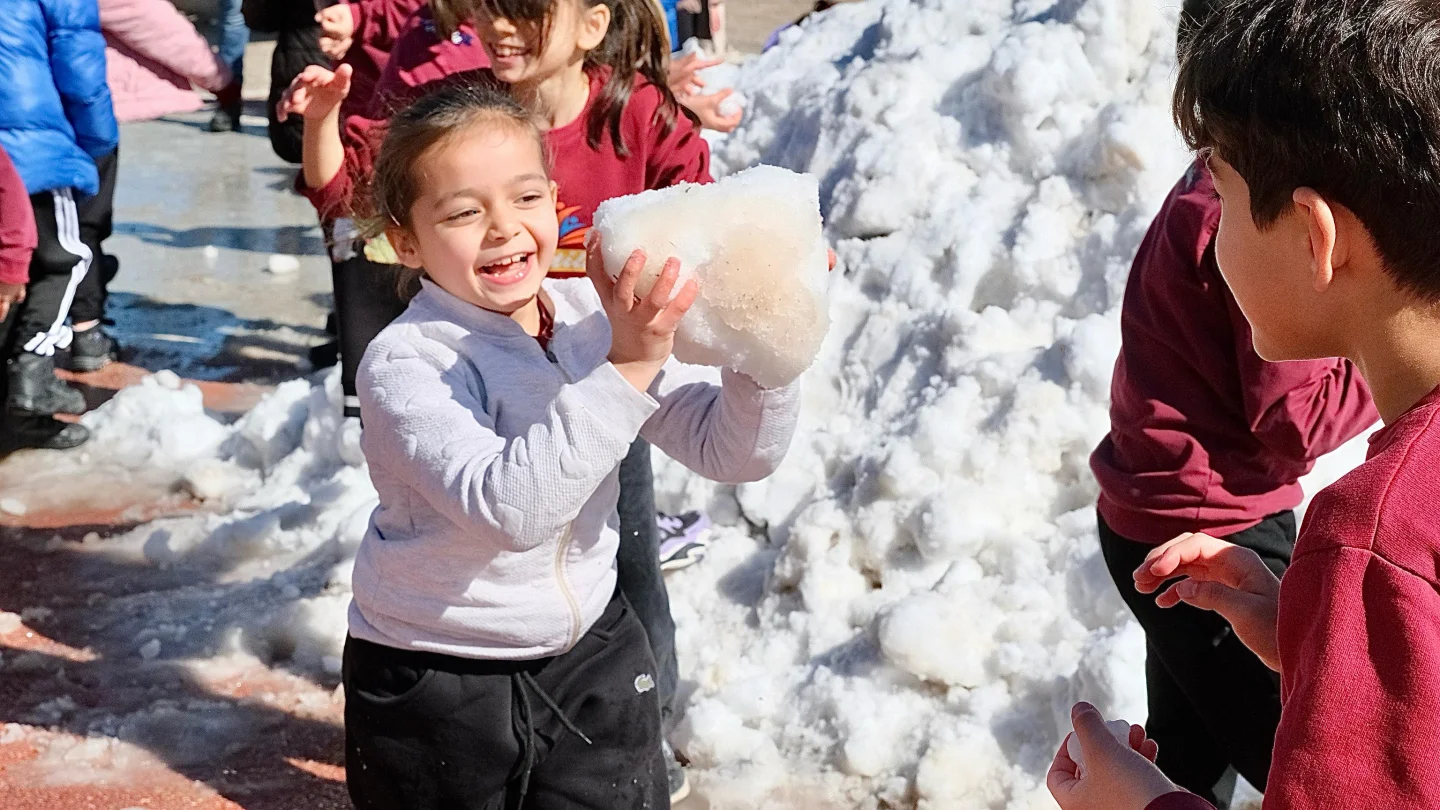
[609,357,665,393]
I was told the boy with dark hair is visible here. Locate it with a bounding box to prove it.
[1087,0,1377,804]
[1051,0,1440,808]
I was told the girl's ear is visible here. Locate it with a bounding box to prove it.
[386,226,426,269]
[549,180,559,205]
[577,1,611,51]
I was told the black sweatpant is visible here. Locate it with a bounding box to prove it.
[343,593,668,810]
[70,148,119,326]
[1098,510,1296,807]
[334,255,681,730]
[3,187,92,361]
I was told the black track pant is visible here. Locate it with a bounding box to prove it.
[71,148,119,326]
[1098,510,1295,807]
[343,593,668,810]
[3,187,92,361]
[334,255,680,730]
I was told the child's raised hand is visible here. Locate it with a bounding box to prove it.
[1048,702,1178,810]
[1134,532,1282,670]
[276,63,354,123]
[587,238,699,393]
[316,4,355,60]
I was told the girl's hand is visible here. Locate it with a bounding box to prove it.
[1048,702,1178,810]
[317,4,356,60]
[667,51,722,97]
[1134,532,1282,671]
[586,238,698,394]
[0,282,25,322]
[679,89,743,133]
[276,64,354,123]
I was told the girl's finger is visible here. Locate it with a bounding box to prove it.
[614,249,646,310]
[1045,733,1082,799]
[1139,738,1159,763]
[584,238,617,299]
[644,258,683,312]
[657,278,700,331]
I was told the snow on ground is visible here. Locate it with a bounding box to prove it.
[0,0,1373,806]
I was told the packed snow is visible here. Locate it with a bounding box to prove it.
[592,165,831,389]
[0,0,1376,805]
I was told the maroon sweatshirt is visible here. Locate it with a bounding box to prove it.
[1090,161,1377,544]
[300,8,711,278]
[337,0,426,110]
[0,144,36,286]
[1147,383,1440,809]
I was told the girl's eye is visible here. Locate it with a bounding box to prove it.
[518,193,544,204]
[446,209,479,222]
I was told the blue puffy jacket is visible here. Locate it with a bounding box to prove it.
[0,0,119,198]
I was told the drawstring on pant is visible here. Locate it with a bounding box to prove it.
[509,670,592,807]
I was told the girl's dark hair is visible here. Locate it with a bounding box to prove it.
[367,83,549,295]
[1174,0,1440,301]
[478,0,698,157]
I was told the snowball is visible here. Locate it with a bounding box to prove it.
[266,254,300,275]
[0,498,26,516]
[1066,717,1132,776]
[591,165,831,388]
[679,38,744,117]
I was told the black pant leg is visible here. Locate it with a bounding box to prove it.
[526,595,669,809]
[71,148,119,325]
[1098,511,1295,800]
[332,255,409,414]
[12,189,90,360]
[614,437,679,733]
[343,637,514,810]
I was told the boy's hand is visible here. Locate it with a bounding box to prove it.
[317,4,356,60]
[1134,532,1282,671]
[586,238,698,394]
[276,64,354,123]
[679,89,743,132]
[1048,702,1177,810]
[0,282,25,322]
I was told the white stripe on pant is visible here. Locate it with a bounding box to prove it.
[22,188,91,357]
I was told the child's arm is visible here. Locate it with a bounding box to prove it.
[0,146,35,321]
[1227,287,1378,459]
[640,365,800,484]
[359,336,665,553]
[41,0,119,161]
[277,64,355,196]
[1264,546,1440,808]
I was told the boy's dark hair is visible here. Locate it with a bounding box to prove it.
[1174,0,1440,300]
[368,84,550,297]
[477,0,699,158]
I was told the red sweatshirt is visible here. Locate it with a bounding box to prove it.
[300,8,711,276]
[1147,383,1440,810]
[0,144,36,286]
[337,0,426,110]
[1090,161,1377,544]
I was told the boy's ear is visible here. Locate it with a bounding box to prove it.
[577,2,611,51]
[386,226,425,269]
[1294,187,1344,293]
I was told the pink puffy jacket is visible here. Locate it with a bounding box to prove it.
[100,0,233,122]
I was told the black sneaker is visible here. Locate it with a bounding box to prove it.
[663,741,691,804]
[66,326,118,372]
[0,415,90,451]
[7,353,86,416]
[208,102,242,132]
[309,339,340,369]
[658,511,713,572]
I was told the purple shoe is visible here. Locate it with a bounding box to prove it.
[658,511,712,572]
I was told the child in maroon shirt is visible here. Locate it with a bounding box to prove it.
[1089,156,1375,802]
[0,144,35,323]
[1050,0,1440,808]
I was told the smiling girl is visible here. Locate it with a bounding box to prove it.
[342,84,800,809]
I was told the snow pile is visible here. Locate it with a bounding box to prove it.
[646,0,1200,805]
[592,165,831,388]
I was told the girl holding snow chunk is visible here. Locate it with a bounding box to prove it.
[343,84,800,809]
[283,0,722,794]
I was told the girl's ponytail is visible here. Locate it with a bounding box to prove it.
[584,0,696,157]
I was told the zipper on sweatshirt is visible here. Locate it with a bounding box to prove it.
[554,524,583,650]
